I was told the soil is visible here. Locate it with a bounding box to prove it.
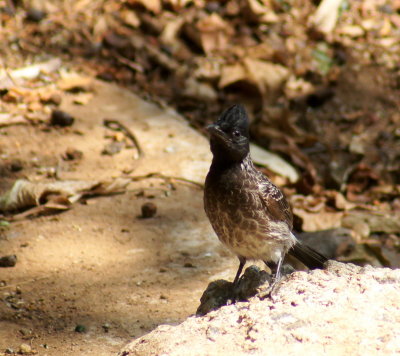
[0,81,238,355]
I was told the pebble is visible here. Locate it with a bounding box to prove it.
[25,8,46,22]
[18,343,32,354]
[141,202,157,218]
[48,93,62,106]
[63,147,83,161]
[50,110,75,127]
[102,141,124,155]
[9,159,23,172]
[183,262,196,268]
[0,255,17,267]
[74,324,86,333]
[19,328,31,336]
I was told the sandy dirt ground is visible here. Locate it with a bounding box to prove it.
[0,80,239,355]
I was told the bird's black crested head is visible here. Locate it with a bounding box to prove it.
[214,104,249,139]
[207,104,250,164]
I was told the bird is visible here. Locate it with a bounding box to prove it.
[204,104,327,289]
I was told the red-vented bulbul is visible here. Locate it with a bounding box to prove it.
[204,104,327,287]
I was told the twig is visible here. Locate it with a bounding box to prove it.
[0,56,17,87]
[129,34,179,72]
[0,276,49,290]
[103,119,144,159]
[113,51,144,73]
[130,172,204,189]
[9,204,70,221]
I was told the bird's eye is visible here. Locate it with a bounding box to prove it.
[232,130,241,138]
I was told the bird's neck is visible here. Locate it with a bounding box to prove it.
[210,152,252,172]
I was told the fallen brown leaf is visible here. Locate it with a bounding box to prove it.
[0,114,28,127]
[0,59,62,89]
[129,0,162,14]
[196,13,234,54]
[57,73,94,92]
[342,211,400,235]
[293,207,343,232]
[0,178,131,217]
[73,93,94,105]
[244,0,278,23]
[311,0,343,34]
[219,58,289,101]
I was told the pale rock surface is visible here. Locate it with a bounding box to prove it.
[119,261,400,356]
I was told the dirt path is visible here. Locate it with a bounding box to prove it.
[0,80,237,355]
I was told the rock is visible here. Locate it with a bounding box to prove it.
[42,93,62,106]
[250,143,299,183]
[25,8,46,23]
[50,110,75,127]
[119,262,400,355]
[297,228,355,260]
[196,265,271,316]
[183,262,195,268]
[102,323,111,333]
[196,280,234,316]
[101,141,124,156]
[141,202,157,218]
[9,159,23,172]
[18,343,32,354]
[0,254,17,267]
[74,324,86,333]
[342,211,400,234]
[62,147,83,161]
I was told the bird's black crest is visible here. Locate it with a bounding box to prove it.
[216,104,249,138]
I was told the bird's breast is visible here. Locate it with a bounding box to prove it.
[204,165,294,260]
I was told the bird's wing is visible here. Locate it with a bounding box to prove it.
[256,171,293,230]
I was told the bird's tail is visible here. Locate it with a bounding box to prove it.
[288,242,328,269]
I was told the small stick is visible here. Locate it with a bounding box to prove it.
[130,172,203,189]
[103,119,144,159]
[0,276,49,290]
[112,52,144,73]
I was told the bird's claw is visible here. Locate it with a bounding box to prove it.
[258,278,281,301]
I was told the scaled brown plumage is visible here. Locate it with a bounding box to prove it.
[204,104,327,287]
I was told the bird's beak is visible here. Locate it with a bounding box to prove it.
[206,123,217,133]
[207,124,230,145]
[207,124,224,138]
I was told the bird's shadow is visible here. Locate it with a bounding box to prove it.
[196,265,274,316]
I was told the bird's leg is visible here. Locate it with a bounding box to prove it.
[265,257,283,283]
[232,256,246,288]
[261,256,284,299]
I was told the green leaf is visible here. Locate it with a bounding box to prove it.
[312,43,334,75]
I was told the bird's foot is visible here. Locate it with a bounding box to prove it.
[231,265,271,301]
[258,277,281,301]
